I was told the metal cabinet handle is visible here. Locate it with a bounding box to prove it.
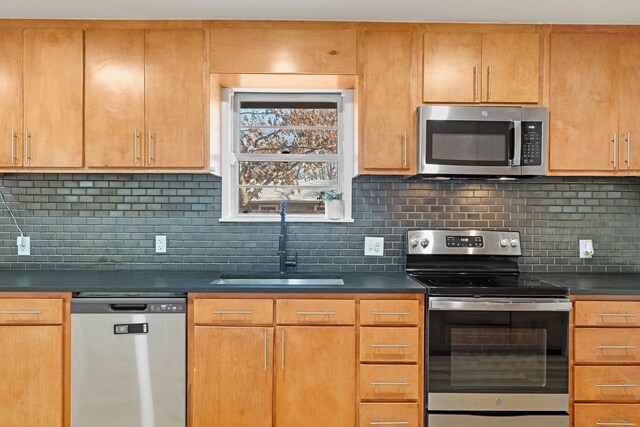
[598,313,637,317]
[24,128,29,166]
[597,345,637,350]
[371,311,411,316]
[134,128,139,164]
[473,64,479,101]
[281,329,285,370]
[403,130,407,167]
[370,381,410,386]
[612,132,618,169]
[1,310,42,315]
[147,129,153,166]
[213,310,253,315]
[597,422,636,426]
[10,129,15,165]
[487,64,493,100]
[370,344,410,348]
[596,383,636,388]
[263,331,267,372]
[370,422,410,426]
[295,311,336,315]
[626,131,632,169]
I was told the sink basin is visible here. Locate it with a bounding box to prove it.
[210,273,345,286]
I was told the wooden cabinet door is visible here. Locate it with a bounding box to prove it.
[85,29,145,168]
[145,29,205,168]
[423,32,482,103]
[481,32,540,103]
[275,326,356,427]
[23,29,83,167]
[619,34,640,172]
[359,30,417,173]
[549,33,620,173]
[0,326,63,426]
[192,326,273,427]
[0,29,23,168]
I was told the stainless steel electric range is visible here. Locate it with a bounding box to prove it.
[406,230,571,427]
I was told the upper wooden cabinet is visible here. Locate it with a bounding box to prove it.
[359,28,419,174]
[0,29,23,168]
[210,25,357,74]
[85,29,205,169]
[423,31,540,104]
[548,32,640,174]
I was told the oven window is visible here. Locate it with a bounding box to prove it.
[450,327,547,387]
[426,120,514,166]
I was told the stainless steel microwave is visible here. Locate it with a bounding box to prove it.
[417,106,548,177]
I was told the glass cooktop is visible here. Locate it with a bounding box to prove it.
[410,274,569,297]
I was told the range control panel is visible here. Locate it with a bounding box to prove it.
[407,230,521,256]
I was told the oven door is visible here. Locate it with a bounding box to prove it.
[427,297,571,412]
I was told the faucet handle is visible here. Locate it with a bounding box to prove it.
[285,252,298,268]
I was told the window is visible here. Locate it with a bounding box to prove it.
[220,90,354,221]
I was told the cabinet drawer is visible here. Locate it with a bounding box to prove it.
[575,366,640,401]
[575,328,640,363]
[360,364,420,401]
[359,403,420,427]
[276,299,355,325]
[193,299,273,325]
[575,301,640,327]
[360,300,420,326]
[575,404,640,427]
[0,299,63,324]
[360,327,420,363]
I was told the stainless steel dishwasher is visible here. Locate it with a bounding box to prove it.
[71,294,186,427]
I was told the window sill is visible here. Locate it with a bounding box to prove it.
[219,216,354,223]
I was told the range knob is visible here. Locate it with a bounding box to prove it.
[510,239,519,248]
[409,238,419,248]
[420,238,430,248]
[499,239,509,248]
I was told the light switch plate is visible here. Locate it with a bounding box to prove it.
[155,235,167,253]
[364,237,384,256]
[17,236,30,256]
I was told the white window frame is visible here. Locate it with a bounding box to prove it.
[219,88,355,222]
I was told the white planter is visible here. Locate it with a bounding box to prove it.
[324,200,344,220]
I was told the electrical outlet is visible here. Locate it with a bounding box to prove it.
[17,236,30,256]
[364,237,384,256]
[155,235,167,253]
[579,239,594,259]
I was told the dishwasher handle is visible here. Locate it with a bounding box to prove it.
[110,303,148,312]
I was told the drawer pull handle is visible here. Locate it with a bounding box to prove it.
[370,422,410,426]
[596,383,636,388]
[370,344,410,348]
[1,310,42,315]
[370,381,410,386]
[597,313,637,317]
[295,311,336,315]
[597,345,637,350]
[596,422,636,426]
[371,312,411,316]
[213,310,253,315]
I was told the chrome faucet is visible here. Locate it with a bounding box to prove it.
[278,201,297,275]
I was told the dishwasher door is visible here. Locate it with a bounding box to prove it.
[71,297,186,427]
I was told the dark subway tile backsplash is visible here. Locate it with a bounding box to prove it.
[0,173,639,273]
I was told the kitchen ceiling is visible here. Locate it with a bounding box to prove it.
[1,0,639,24]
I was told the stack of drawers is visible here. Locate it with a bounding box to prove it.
[573,300,640,426]
[358,299,423,427]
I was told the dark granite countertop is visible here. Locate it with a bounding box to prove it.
[0,270,426,294]
[531,273,640,296]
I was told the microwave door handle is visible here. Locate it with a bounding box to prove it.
[511,121,522,167]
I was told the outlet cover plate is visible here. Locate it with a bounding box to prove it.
[17,236,30,256]
[364,237,384,256]
[155,235,167,253]
[579,239,593,259]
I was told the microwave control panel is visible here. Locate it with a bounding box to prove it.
[521,122,543,166]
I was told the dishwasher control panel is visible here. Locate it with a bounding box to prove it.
[150,303,185,313]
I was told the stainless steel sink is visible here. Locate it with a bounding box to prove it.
[210,274,345,286]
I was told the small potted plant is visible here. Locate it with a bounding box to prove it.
[318,190,344,220]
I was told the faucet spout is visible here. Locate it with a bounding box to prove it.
[278,201,297,274]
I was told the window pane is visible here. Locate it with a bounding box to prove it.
[239,128,338,154]
[240,102,338,128]
[238,187,337,214]
[239,161,338,186]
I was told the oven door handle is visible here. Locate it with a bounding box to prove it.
[429,297,572,312]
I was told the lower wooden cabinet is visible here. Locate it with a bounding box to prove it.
[359,402,421,427]
[574,404,640,427]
